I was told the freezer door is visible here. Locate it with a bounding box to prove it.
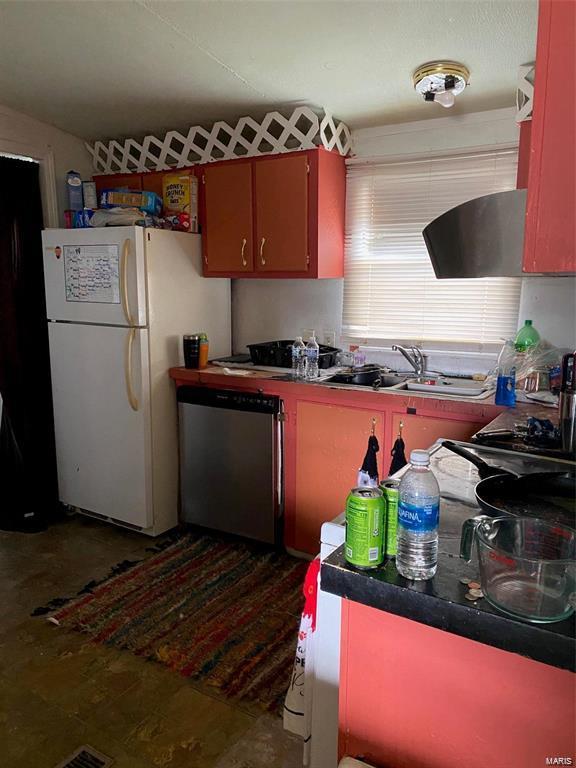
[42,227,147,326]
[48,322,153,528]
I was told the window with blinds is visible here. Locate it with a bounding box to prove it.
[343,150,521,347]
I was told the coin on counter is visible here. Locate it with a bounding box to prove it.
[468,581,481,590]
[459,577,471,585]
[464,593,478,601]
[469,588,484,598]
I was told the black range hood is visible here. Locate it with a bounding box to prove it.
[423,189,527,278]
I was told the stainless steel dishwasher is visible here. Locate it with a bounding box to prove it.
[177,386,283,544]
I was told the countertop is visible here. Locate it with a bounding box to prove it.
[473,403,575,460]
[321,440,575,672]
[170,365,501,406]
[321,438,576,671]
[321,528,575,673]
[170,366,569,448]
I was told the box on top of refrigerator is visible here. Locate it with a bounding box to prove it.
[162,171,198,232]
[66,171,83,211]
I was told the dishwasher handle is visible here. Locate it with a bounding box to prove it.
[177,385,280,415]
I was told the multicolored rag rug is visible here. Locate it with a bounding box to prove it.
[42,533,308,714]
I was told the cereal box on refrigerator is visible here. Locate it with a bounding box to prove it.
[162,171,198,232]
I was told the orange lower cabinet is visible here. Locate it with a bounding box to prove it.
[293,401,385,554]
[391,413,485,460]
[339,600,575,768]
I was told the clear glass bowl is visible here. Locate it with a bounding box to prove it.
[461,516,576,623]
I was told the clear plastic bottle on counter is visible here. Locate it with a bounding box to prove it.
[352,347,366,368]
[495,340,517,407]
[305,333,320,380]
[396,450,440,581]
[291,337,306,380]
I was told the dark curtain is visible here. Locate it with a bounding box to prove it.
[0,155,59,530]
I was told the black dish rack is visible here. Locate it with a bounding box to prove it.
[247,340,340,369]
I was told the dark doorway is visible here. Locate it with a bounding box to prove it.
[0,155,59,531]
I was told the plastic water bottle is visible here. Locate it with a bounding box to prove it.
[305,333,320,380]
[396,450,440,580]
[495,339,517,407]
[291,337,306,380]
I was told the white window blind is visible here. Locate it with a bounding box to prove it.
[343,150,522,346]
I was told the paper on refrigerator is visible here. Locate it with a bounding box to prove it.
[64,244,120,304]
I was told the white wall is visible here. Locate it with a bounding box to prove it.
[232,279,343,352]
[0,103,92,225]
[231,108,575,362]
[351,107,519,160]
[519,277,576,350]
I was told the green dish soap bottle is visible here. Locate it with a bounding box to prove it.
[515,320,540,352]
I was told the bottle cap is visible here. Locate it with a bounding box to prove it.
[410,450,430,466]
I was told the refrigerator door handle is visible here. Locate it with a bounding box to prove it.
[124,328,139,411]
[121,238,135,326]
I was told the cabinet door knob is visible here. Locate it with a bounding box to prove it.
[241,238,247,267]
[260,237,266,266]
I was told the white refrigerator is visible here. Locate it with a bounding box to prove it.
[42,226,231,535]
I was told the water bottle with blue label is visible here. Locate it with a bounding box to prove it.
[396,450,440,580]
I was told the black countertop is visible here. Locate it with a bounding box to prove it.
[321,493,575,673]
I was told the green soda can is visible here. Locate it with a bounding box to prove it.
[380,479,400,559]
[345,487,384,569]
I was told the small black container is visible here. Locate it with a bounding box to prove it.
[247,339,341,369]
[183,334,201,368]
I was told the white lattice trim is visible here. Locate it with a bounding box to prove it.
[516,63,535,123]
[87,107,352,174]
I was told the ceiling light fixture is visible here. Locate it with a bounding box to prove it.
[413,61,470,109]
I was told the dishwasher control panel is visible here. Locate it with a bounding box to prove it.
[177,386,280,415]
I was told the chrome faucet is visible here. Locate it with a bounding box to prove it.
[391,345,427,376]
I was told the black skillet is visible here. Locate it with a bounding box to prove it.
[328,365,383,386]
[442,440,576,528]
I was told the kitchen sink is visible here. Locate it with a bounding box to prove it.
[322,370,491,397]
[324,371,410,389]
[406,375,489,396]
[272,363,490,396]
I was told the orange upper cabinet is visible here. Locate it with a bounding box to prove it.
[255,155,309,273]
[201,162,253,274]
[523,0,576,273]
[201,148,345,278]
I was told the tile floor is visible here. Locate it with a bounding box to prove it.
[0,514,304,767]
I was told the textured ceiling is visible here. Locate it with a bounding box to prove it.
[0,0,537,142]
